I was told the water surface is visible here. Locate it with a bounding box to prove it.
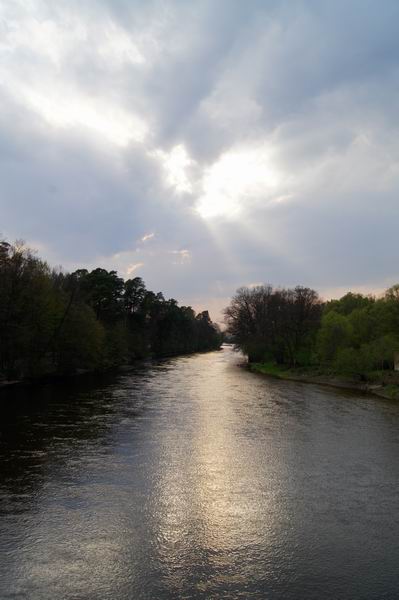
[1,347,399,599]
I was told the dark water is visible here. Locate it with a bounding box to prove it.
[1,347,399,600]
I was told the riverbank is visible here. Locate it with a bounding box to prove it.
[249,362,399,400]
[0,366,123,390]
[0,346,223,391]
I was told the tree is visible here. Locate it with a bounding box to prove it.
[55,303,104,373]
[0,241,58,378]
[317,311,352,363]
[347,307,376,347]
[0,240,222,380]
[124,277,146,314]
[225,285,321,365]
[325,292,374,316]
[76,268,124,322]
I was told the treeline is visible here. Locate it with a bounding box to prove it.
[225,284,399,377]
[0,241,222,380]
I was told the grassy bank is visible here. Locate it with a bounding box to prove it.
[249,362,399,400]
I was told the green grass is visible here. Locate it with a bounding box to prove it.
[382,384,399,400]
[250,362,292,378]
[250,362,399,400]
[250,361,326,379]
[364,370,385,383]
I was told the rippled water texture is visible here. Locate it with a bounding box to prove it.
[1,347,399,599]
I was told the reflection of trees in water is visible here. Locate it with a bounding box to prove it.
[0,369,147,501]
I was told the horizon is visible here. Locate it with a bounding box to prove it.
[1,238,393,328]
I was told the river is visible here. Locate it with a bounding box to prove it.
[1,346,399,599]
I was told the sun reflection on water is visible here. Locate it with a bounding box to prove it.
[151,351,284,592]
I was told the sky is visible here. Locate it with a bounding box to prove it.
[1,0,399,322]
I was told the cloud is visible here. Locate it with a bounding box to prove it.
[170,249,191,264]
[127,262,144,276]
[196,143,282,219]
[1,0,399,322]
[141,232,155,242]
[151,144,195,194]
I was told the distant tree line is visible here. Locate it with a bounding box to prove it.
[225,284,399,377]
[0,241,222,380]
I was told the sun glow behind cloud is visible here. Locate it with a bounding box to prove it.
[196,145,282,219]
[152,144,195,193]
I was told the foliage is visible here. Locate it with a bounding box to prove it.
[224,284,321,366]
[226,281,399,381]
[382,384,399,400]
[55,303,105,373]
[250,362,291,378]
[316,311,352,362]
[324,292,374,316]
[0,241,222,380]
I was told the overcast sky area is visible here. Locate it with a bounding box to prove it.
[1,0,399,322]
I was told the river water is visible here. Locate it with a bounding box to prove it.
[1,346,399,599]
